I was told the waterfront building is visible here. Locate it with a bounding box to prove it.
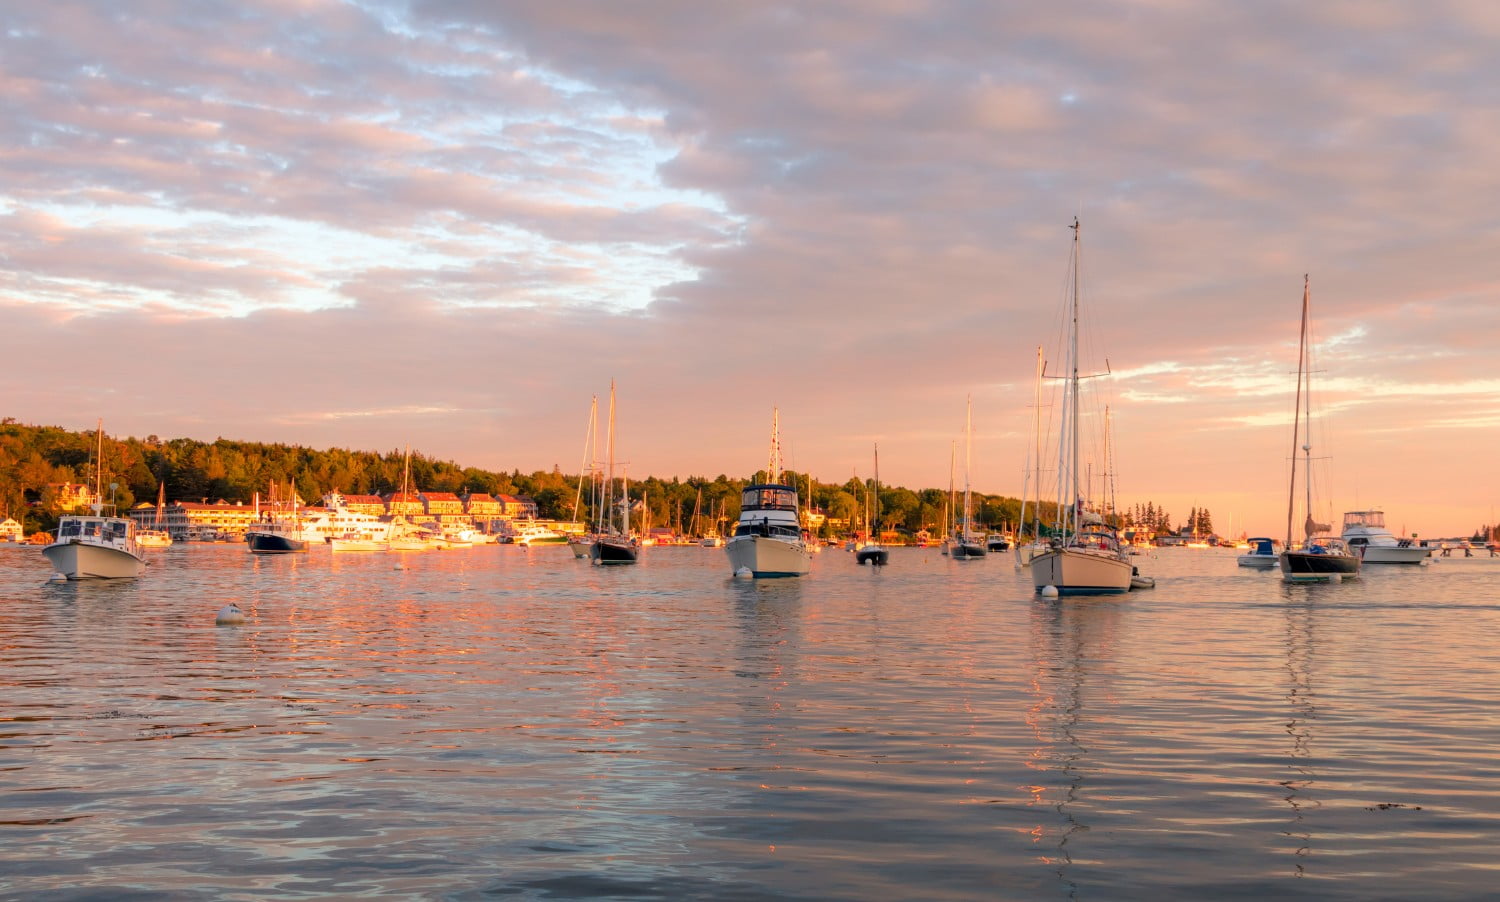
[46,483,97,512]
[0,517,22,541]
[462,493,502,519]
[420,492,465,518]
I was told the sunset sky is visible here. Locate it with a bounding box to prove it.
[3,1,1497,537]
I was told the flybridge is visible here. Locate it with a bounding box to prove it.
[741,485,798,512]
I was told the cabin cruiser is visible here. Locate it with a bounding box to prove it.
[1341,510,1429,564]
[1237,537,1280,569]
[726,482,812,577]
[42,513,147,579]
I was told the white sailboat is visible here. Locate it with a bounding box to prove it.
[1015,345,1048,569]
[41,420,147,579]
[569,395,600,559]
[952,396,987,559]
[136,481,173,548]
[1031,219,1137,596]
[725,408,811,577]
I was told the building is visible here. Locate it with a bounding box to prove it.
[0,517,22,542]
[126,499,261,541]
[384,490,424,518]
[462,492,502,519]
[420,491,465,518]
[325,492,387,516]
[46,483,96,512]
[494,494,539,519]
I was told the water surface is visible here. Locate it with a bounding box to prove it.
[3,543,1499,899]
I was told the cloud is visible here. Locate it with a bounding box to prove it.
[2,0,1497,535]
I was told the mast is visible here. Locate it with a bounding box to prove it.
[1068,217,1082,536]
[1285,276,1309,548]
[767,407,782,484]
[93,419,104,514]
[873,443,881,539]
[606,380,617,535]
[964,394,974,537]
[947,440,956,538]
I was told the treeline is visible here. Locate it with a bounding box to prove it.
[1,419,1181,538]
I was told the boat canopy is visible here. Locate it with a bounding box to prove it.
[741,485,798,513]
[1342,510,1385,529]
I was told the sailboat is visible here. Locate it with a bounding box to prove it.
[855,444,889,565]
[590,380,639,565]
[385,446,435,552]
[1017,346,1049,572]
[1031,219,1137,595]
[569,395,600,559]
[1278,275,1361,583]
[246,481,314,553]
[951,396,987,559]
[136,481,173,548]
[725,408,812,577]
[41,420,147,579]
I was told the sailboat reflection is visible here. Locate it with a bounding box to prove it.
[1279,591,1319,877]
[1025,598,1122,896]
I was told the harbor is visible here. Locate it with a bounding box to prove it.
[3,544,1499,899]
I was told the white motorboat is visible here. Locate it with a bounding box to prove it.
[40,422,147,580]
[1030,221,1137,595]
[1341,510,1429,564]
[725,409,811,578]
[1237,537,1281,569]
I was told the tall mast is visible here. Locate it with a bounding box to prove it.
[947,440,956,537]
[1285,276,1309,548]
[607,380,617,534]
[964,394,974,535]
[1068,217,1082,535]
[94,419,104,513]
[873,443,881,536]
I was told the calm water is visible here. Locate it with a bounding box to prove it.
[3,542,1500,900]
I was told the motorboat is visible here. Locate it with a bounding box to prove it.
[1237,537,1280,569]
[40,422,147,580]
[725,409,811,578]
[135,528,173,548]
[1341,510,1429,564]
[43,514,147,579]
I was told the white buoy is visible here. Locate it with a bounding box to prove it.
[394,561,406,570]
[215,603,245,625]
[47,572,68,583]
[735,566,753,578]
[1041,585,1059,598]
[1329,573,1342,584]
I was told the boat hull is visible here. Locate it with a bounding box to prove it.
[1279,550,1361,581]
[986,537,1011,552]
[1031,547,1132,595]
[855,546,889,566]
[42,541,146,579]
[725,535,811,577]
[246,531,307,553]
[590,538,639,565]
[1237,553,1280,569]
[330,538,385,552]
[951,542,987,560]
[1356,545,1430,564]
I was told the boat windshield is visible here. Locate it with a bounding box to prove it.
[58,520,82,538]
[1342,510,1385,529]
[741,486,798,512]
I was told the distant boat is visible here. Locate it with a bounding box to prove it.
[855,444,889,566]
[590,380,639,565]
[1340,510,1429,564]
[725,408,812,578]
[246,485,311,554]
[41,420,147,580]
[1278,276,1361,583]
[1030,220,1136,595]
[1237,537,1281,569]
[951,396,987,560]
[136,481,173,548]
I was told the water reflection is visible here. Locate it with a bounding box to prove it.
[1026,598,1123,898]
[1279,590,1320,878]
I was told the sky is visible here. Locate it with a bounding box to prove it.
[3,0,1497,538]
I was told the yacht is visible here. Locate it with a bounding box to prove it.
[1341,510,1429,564]
[725,409,811,578]
[40,422,147,580]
